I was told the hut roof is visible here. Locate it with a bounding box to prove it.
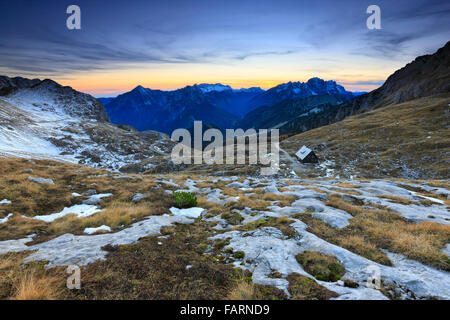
[295,145,313,160]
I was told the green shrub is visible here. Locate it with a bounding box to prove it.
[295,251,345,282]
[221,211,244,225]
[174,192,197,208]
[233,251,245,260]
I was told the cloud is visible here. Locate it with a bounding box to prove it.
[339,80,385,86]
[353,31,419,59]
[233,50,297,60]
[0,28,202,76]
[1,0,448,79]
[351,0,450,59]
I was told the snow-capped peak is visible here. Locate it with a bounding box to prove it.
[233,87,264,93]
[196,83,233,93]
[269,78,353,100]
[132,85,149,94]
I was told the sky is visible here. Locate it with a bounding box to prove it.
[0,0,449,97]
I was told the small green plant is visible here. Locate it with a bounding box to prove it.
[233,251,245,260]
[174,192,197,208]
[296,251,345,282]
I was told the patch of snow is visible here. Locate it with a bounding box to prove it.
[32,204,103,222]
[0,199,11,204]
[169,207,205,218]
[442,244,450,257]
[84,225,111,234]
[0,234,35,252]
[411,192,444,204]
[0,213,13,224]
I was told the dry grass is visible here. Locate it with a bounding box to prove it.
[336,183,360,189]
[379,195,413,205]
[287,273,338,300]
[0,158,176,241]
[361,218,450,269]
[226,280,286,300]
[0,252,65,300]
[197,198,226,218]
[48,202,154,235]
[296,214,393,266]
[299,194,450,270]
[225,196,270,211]
[66,221,236,300]
[422,180,450,189]
[325,194,364,216]
[13,271,62,300]
[306,186,328,194]
[329,187,361,196]
[227,281,257,300]
[0,214,47,241]
[281,95,450,179]
[239,216,298,238]
[254,193,297,207]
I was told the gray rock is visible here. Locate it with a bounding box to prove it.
[132,193,150,202]
[264,184,279,193]
[82,193,112,205]
[0,214,194,268]
[28,176,54,185]
[86,189,97,196]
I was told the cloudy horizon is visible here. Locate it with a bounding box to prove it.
[0,0,448,96]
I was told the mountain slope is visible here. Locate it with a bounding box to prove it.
[341,40,450,116]
[201,86,264,117]
[0,76,175,171]
[104,85,239,133]
[238,95,346,133]
[245,78,354,112]
[281,94,450,179]
[1,78,109,122]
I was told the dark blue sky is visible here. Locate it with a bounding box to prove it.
[0,0,448,96]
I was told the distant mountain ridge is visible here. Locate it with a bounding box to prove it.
[244,77,354,112]
[103,78,355,133]
[238,95,347,134]
[104,85,239,133]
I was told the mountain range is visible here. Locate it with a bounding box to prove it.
[101,78,357,134]
[0,41,448,177]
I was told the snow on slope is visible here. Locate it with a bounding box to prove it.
[0,78,175,171]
